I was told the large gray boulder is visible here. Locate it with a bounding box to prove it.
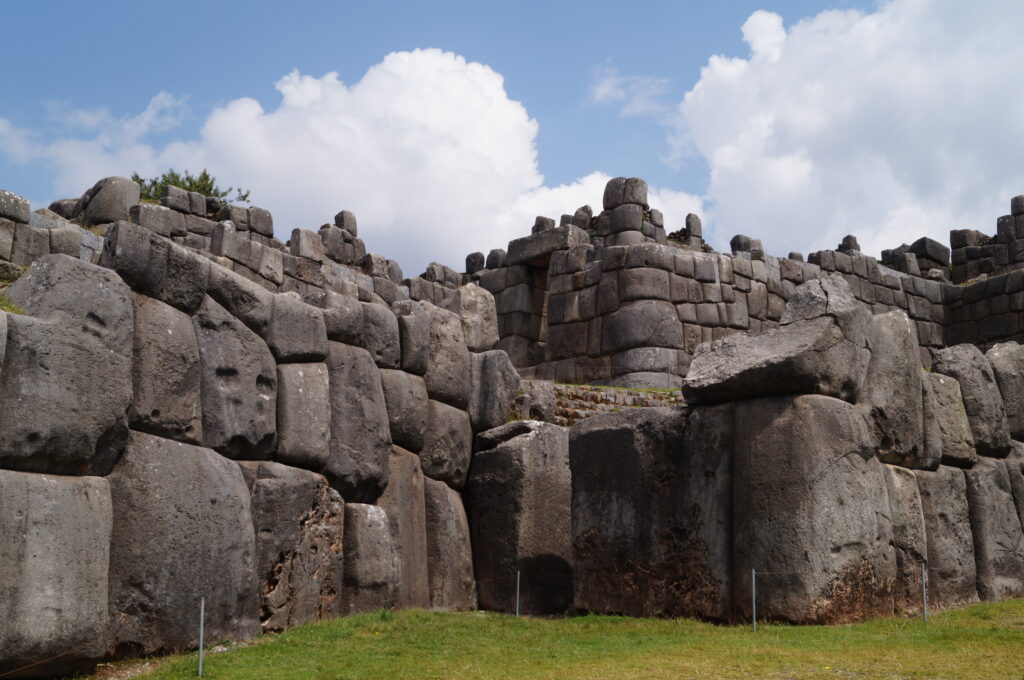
[733,395,896,624]
[380,369,429,452]
[963,459,1024,601]
[684,277,870,405]
[78,176,140,226]
[858,311,928,468]
[883,465,928,614]
[923,373,977,467]
[446,282,499,352]
[129,294,202,443]
[236,461,345,631]
[265,293,328,362]
[571,406,729,619]
[506,225,589,267]
[377,448,430,609]
[392,299,431,375]
[933,344,1011,457]
[914,466,979,607]
[0,471,112,679]
[275,363,331,471]
[467,421,572,615]
[324,342,391,502]
[420,400,473,489]
[0,313,130,475]
[207,260,273,334]
[601,300,684,353]
[425,306,472,409]
[0,188,30,223]
[5,254,133,355]
[360,301,401,368]
[341,503,399,614]
[468,350,521,433]
[423,477,477,611]
[986,342,1024,440]
[107,432,260,656]
[193,296,277,459]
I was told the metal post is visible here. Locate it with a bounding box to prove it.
[198,596,205,677]
[515,570,521,617]
[921,562,928,623]
[751,569,757,632]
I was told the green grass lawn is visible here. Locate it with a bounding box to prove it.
[124,600,1024,680]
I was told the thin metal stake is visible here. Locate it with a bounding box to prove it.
[751,569,757,632]
[921,562,928,623]
[515,570,521,617]
[198,596,205,677]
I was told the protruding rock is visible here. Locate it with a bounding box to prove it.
[107,432,260,655]
[237,461,344,631]
[933,344,1011,457]
[423,477,477,610]
[78,176,140,226]
[467,421,572,615]
[341,504,398,614]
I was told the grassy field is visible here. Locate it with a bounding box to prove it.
[117,600,1024,680]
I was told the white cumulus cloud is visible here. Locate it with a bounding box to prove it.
[673,0,1024,259]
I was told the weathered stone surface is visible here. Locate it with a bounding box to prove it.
[290,227,325,261]
[601,300,684,353]
[933,344,1011,457]
[506,225,590,266]
[0,471,111,678]
[509,379,557,423]
[684,316,868,405]
[468,349,521,433]
[859,311,929,467]
[341,504,399,614]
[193,296,277,459]
[733,395,896,623]
[129,294,202,443]
[79,176,140,226]
[129,202,186,237]
[265,293,328,362]
[393,299,431,375]
[883,465,928,614]
[423,477,477,611]
[237,461,344,631]
[421,400,473,488]
[324,342,391,502]
[275,363,331,470]
[923,373,977,467]
[914,466,979,607]
[361,301,401,368]
[986,342,1024,440]
[107,432,260,656]
[0,313,130,475]
[1008,443,1024,530]
[780,275,871,346]
[572,406,730,618]
[0,188,30,223]
[380,369,429,452]
[963,459,1024,600]
[49,225,81,256]
[425,306,472,409]
[467,421,572,614]
[446,282,499,352]
[207,260,274,334]
[5,253,134,355]
[248,206,274,237]
[378,448,430,609]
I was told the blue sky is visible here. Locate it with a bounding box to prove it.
[3,0,1021,274]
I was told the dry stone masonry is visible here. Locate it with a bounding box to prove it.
[0,175,1023,677]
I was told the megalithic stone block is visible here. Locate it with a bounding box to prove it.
[423,477,477,611]
[914,465,980,607]
[963,459,1024,601]
[378,447,430,609]
[506,225,590,267]
[882,465,928,614]
[341,503,399,614]
[933,344,1011,457]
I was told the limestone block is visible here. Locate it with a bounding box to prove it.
[733,395,896,624]
[423,477,477,610]
[290,227,325,262]
[0,314,130,475]
[933,344,1011,457]
[446,282,499,352]
[986,341,1024,440]
[468,350,520,433]
[324,342,391,502]
[883,465,928,614]
[275,363,331,470]
[602,300,684,353]
[129,202,186,237]
[467,421,572,615]
[237,461,344,631]
[107,432,260,655]
[506,225,590,267]
[392,299,431,375]
[265,293,328,362]
[923,373,977,467]
[361,301,401,368]
[342,504,399,614]
[207,260,273,333]
[380,369,429,452]
[914,466,979,607]
[79,176,140,226]
[193,296,277,459]
[963,459,1024,600]
[248,206,274,237]
[421,400,473,488]
[0,188,30,223]
[10,222,50,265]
[425,305,472,409]
[0,471,111,678]
[378,448,430,609]
[129,294,202,443]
